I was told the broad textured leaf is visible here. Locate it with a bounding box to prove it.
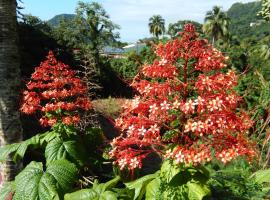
[187,182,210,200]
[0,131,56,162]
[64,189,99,200]
[160,160,181,183]
[13,160,77,200]
[125,173,158,200]
[13,162,58,200]
[252,169,270,184]
[45,137,86,166]
[145,178,161,200]
[46,159,77,192]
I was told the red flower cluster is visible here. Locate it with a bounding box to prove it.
[21,51,92,126]
[110,24,256,171]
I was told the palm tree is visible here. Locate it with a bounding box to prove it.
[148,15,165,40]
[203,6,230,45]
[0,0,23,184]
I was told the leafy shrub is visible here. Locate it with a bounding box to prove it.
[110,24,255,173]
[0,52,103,199]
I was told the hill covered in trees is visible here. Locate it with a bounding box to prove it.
[227,1,270,39]
[47,14,76,27]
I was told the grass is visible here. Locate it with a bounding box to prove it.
[92,97,127,119]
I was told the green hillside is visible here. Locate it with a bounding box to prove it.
[227,1,270,39]
[47,14,75,27]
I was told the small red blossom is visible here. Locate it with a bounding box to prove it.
[21,51,92,126]
[110,24,256,172]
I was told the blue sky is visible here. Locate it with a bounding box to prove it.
[21,0,256,42]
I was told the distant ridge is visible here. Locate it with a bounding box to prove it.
[227,1,270,39]
[47,14,76,27]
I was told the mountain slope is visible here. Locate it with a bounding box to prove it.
[47,14,75,27]
[227,1,270,39]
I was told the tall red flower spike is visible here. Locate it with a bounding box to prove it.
[21,51,92,126]
[109,24,255,171]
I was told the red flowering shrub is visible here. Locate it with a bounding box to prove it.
[109,24,255,171]
[21,51,92,126]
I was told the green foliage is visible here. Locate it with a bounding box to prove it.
[110,46,156,80]
[123,160,210,200]
[158,160,210,200]
[228,1,270,40]
[168,20,202,38]
[203,6,230,45]
[209,168,265,200]
[12,160,77,200]
[148,15,166,39]
[0,131,54,162]
[259,0,270,21]
[47,14,76,27]
[64,176,129,200]
[0,123,104,199]
[125,173,158,200]
[53,1,120,64]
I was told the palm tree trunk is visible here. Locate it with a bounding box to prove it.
[0,0,23,186]
[212,36,215,46]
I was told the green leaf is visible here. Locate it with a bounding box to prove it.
[100,191,118,200]
[187,182,210,200]
[160,160,181,183]
[125,173,158,200]
[45,137,86,166]
[46,159,77,192]
[64,189,99,200]
[145,178,161,200]
[0,131,56,162]
[13,160,77,200]
[252,168,270,184]
[101,176,120,192]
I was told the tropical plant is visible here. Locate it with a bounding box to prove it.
[64,160,210,200]
[0,0,23,184]
[110,24,255,174]
[20,51,92,127]
[148,15,165,39]
[53,1,120,65]
[64,176,133,200]
[0,52,104,199]
[203,6,230,45]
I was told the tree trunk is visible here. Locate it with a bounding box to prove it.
[212,36,215,46]
[0,0,23,186]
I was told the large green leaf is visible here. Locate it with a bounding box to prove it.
[13,160,77,200]
[145,178,161,200]
[125,173,158,200]
[64,176,121,200]
[252,168,270,184]
[45,137,86,166]
[187,182,210,200]
[46,159,78,192]
[100,191,118,200]
[160,160,181,183]
[0,131,56,162]
[99,176,120,192]
[64,188,99,200]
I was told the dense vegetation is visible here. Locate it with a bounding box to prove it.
[1,0,270,199]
